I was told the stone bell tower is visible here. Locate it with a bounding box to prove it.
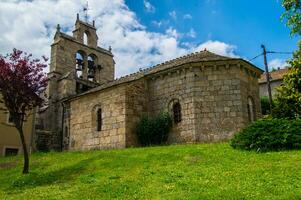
[35,14,115,151]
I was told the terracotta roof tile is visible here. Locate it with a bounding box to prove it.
[259,68,289,83]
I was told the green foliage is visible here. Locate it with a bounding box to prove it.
[260,96,273,115]
[1,143,301,199]
[273,43,301,119]
[281,0,301,36]
[136,112,172,146]
[230,118,301,152]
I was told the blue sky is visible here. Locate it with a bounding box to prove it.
[0,0,299,76]
[126,0,299,69]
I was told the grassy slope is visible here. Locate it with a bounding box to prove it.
[0,143,301,200]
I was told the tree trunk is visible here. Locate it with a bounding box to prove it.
[17,126,29,174]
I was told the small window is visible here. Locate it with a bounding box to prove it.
[173,102,181,124]
[5,148,19,156]
[97,108,102,131]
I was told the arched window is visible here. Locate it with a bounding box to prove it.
[97,108,102,131]
[173,102,182,124]
[83,32,88,45]
[75,51,85,78]
[247,96,256,122]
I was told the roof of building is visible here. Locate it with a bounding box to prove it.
[67,50,263,101]
[259,68,289,83]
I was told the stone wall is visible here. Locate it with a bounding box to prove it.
[193,62,242,142]
[124,80,148,147]
[148,66,197,144]
[67,60,262,150]
[239,64,262,123]
[193,61,261,142]
[69,84,127,150]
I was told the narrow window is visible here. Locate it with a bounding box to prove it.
[83,32,88,45]
[173,102,181,124]
[97,108,102,131]
[247,97,256,122]
[64,126,68,137]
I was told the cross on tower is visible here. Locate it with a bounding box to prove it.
[83,1,90,22]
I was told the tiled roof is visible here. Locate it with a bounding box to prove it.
[71,50,261,99]
[259,68,289,83]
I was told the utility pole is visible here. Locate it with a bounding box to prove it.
[261,45,273,114]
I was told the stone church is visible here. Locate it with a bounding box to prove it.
[35,15,263,151]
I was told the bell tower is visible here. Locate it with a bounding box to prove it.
[35,14,115,151]
[73,14,98,47]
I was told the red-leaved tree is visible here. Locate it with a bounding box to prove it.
[0,49,48,174]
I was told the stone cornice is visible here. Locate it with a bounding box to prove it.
[51,32,113,57]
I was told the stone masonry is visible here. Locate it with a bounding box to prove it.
[36,15,263,151]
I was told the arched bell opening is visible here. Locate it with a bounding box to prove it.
[75,51,86,79]
[87,54,97,82]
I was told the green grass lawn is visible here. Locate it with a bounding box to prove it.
[1,143,301,200]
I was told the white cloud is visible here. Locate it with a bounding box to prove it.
[186,28,196,38]
[0,0,238,78]
[183,14,192,20]
[152,20,162,27]
[195,40,237,57]
[166,27,179,39]
[268,58,288,70]
[143,0,155,13]
[169,10,177,20]
[151,19,169,28]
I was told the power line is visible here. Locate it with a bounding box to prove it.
[266,51,293,54]
[249,53,263,61]
[248,51,293,62]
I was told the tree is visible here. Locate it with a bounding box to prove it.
[282,0,301,36]
[273,43,301,119]
[271,1,301,119]
[0,49,48,174]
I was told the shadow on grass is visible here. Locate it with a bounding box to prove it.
[8,156,97,192]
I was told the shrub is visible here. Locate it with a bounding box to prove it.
[260,96,273,115]
[230,118,301,152]
[136,112,172,146]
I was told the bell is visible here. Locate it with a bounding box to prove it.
[76,64,82,71]
[88,60,94,68]
[87,69,95,79]
[76,58,83,71]
[76,58,82,65]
